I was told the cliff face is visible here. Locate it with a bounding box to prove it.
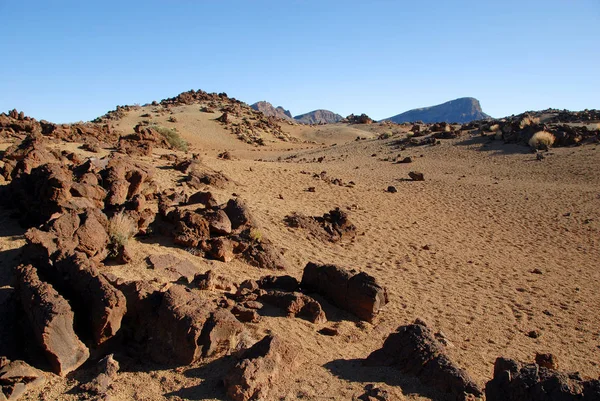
[294,109,344,124]
[383,97,491,124]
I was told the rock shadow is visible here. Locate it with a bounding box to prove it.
[454,135,532,155]
[323,358,444,400]
[163,355,237,400]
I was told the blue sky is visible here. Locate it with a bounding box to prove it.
[1,0,598,123]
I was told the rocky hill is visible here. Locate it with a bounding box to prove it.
[294,109,344,124]
[250,101,293,121]
[383,97,490,124]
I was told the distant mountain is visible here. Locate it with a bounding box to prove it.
[250,101,293,120]
[383,97,490,124]
[294,109,344,124]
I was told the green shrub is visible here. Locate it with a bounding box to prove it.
[150,125,188,152]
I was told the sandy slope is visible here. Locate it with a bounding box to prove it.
[2,113,599,400]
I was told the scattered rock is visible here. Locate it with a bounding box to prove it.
[486,356,600,400]
[386,186,397,193]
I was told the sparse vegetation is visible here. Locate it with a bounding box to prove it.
[378,132,393,140]
[108,212,137,250]
[150,124,188,152]
[249,228,263,243]
[529,131,555,149]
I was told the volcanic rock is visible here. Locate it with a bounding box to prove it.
[16,264,89,376]
[301,262,388,322]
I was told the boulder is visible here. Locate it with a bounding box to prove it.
[259,290,326,324]
[224,335,299,401]
[224,198,255,230]
[74,209,110,259]
[199,309,245,358]
[206,238,236,263]
[365,322,482,401]
[149,285,245,364]
[301,262,388,322]
[241,239,288,270]
[52,253,127,345]
[204,209,232,236]
[150,285,212,365]
[170,210,211,248]
[15,264,89,376]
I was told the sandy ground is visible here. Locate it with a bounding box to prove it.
[2,108,599,400]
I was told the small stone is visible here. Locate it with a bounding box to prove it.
[386,186,397,193]
[408,171,424,181]
[527,330,541,339]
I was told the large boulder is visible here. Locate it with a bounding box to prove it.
[365,322,482,401]
[301,262,388,322]
[15,264,89,376]
[224,335,299,401]
[149,285,244,365]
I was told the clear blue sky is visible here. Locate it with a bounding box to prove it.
[1,0,598,123]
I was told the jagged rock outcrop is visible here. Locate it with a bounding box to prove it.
[250,101,293,121]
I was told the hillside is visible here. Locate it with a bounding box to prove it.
[294,109,344,124]
[383,97,491,123]
[250,101,293,121]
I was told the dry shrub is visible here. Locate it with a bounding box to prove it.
[529,131,555,149]
[519,115,540,129]
[108,213,137,247]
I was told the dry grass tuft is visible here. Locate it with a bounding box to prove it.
[108,213,137,247]
[529,131,555,149]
